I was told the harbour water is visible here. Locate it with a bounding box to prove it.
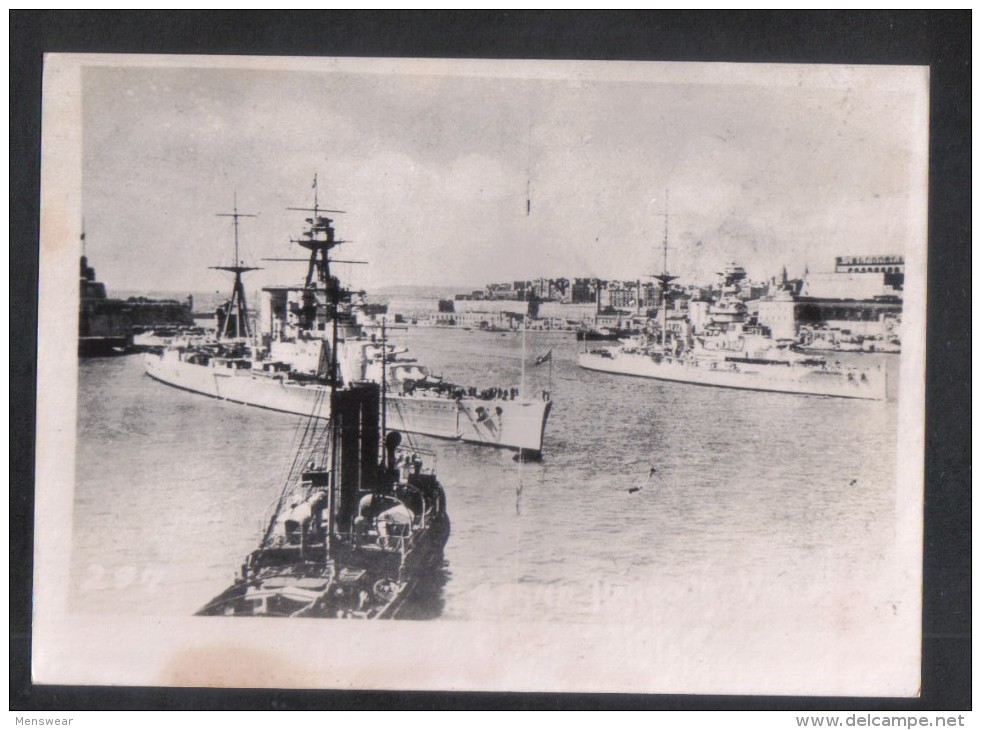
[71,328,902,629]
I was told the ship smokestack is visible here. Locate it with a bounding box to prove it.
[334,383,381,529]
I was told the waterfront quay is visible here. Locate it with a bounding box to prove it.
[378,254,904,352]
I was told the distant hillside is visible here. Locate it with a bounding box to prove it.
[365,284,470,303]
[115,289,226,313]
[114,285,473,309]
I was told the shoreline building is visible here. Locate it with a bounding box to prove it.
[801,255,905,301]
[754,255,904,343]
[79,255,195,356]
[434,298,529,328]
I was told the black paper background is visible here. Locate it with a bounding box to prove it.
[10,10,970,711]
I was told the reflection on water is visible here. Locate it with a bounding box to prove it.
[72,331,901,629]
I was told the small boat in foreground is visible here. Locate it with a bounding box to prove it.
[197,281,450,619]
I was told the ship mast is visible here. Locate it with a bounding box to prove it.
[287,174,350,291]
[284,175,367,291]
[650,190,678,349]
[212,194,260,340]
[326,267,340,562]
[264,174,367,329]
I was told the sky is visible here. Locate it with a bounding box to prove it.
[78,57,928,295]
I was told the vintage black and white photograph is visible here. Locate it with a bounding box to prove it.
[34,53,927,695]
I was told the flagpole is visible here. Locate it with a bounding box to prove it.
[381,315,387,449]
[520,313,527,398]
[548,348,553,393]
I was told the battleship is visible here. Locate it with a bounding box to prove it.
[579,340,888,400]
[143,182,552,455]
[196,274,450,619]
[578,198,888,401]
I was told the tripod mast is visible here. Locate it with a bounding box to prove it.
[212,194,260,341]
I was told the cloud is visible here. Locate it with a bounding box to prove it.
[80,63,925,293]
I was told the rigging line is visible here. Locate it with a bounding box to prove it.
[296,386,333,472]
[263,410,335,550]
[265,384,330,544]
[285,388,323,477]
[281,381,324,467]
[277,416,309,492]
[389,395,420,451]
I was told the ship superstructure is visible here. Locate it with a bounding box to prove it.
[197,270,450,619]
[144,178,552,454]
[577,195,888,401]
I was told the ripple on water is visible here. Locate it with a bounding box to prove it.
[72,332,901,625]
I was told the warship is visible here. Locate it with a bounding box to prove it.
[578,197,887,401]
[196,263,450,619]
[143,181,552,455]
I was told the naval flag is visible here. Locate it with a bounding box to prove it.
[535,349,552,365]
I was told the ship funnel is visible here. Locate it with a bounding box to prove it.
[333,383,381,529]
